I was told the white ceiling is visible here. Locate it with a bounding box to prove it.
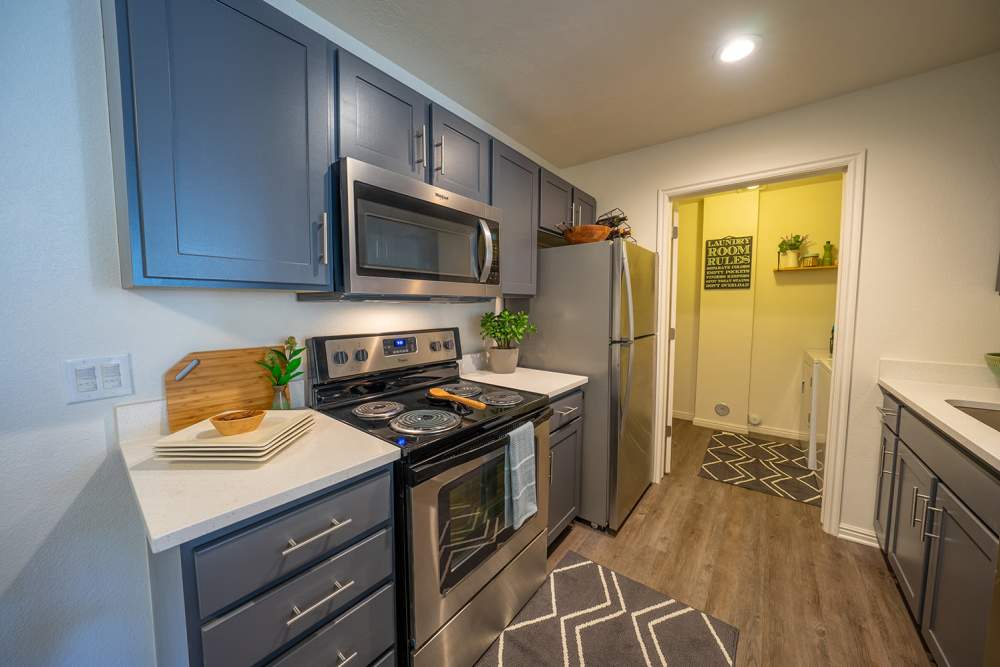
[300,0,1000,167]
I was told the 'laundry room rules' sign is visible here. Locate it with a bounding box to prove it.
[704,236,753,289]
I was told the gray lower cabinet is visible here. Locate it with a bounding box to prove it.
[430,105,491,202]
[548,391,584,545]
[887,442,937,619]
[873,424,898,551]
[338,50,429,181]
[573,188,597,227]
[491,141,539,296]
[539,169,574,234]
[101,0,333,289]
[920,483,998,667]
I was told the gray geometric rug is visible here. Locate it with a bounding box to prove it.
[475,551,738,666]
[699,431,823,506]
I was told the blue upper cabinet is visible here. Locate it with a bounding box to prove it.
[573,188,597,227]
[490,141,539,296]
[430,105,491,202]
[338,51,430,180]
[103,0,334,289]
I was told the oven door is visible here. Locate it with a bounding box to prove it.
[407,411,550,650]
[338,158,500,300]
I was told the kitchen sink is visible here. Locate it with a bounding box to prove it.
[946,400,1000,431]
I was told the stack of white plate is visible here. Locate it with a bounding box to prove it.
[154,410,314,463]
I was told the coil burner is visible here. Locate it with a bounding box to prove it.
[390,410,463,435]
[351,401,406,420]
[436,382,483,398]
[479,390,525,407]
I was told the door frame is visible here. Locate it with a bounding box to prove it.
[652,151,866,537]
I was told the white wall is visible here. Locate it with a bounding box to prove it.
[0,2,541,664]
[564,53,1000,535]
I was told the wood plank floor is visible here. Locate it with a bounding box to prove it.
[548,419,931,666]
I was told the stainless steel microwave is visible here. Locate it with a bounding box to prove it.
[302,158,501,301]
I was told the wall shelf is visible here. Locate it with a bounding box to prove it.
[774,264,838,272]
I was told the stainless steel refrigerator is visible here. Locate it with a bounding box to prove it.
[519,238,656,531]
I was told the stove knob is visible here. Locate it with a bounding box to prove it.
[354,349,369,362]
[443,340,455,350]
[332,351,349,365]
[429,341,442,352]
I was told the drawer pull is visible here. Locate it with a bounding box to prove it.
[911,489,931,527]
[556,406,579,417]
[286,579,355,627]
[875,406,898,419]
[282,517,353,557]
[336,650,358,666]
[922,505,943,543]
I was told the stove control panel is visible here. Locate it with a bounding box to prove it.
[312,328,461,380]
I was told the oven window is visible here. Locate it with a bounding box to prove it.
[437,450,515,593]
[354,182,482,282]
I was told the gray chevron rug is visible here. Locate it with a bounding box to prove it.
[699,431,823,506]
[475,551,738,666]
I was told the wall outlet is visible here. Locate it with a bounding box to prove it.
[64,354,134,404]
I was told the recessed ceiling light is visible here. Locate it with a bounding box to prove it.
[718,36,757,63]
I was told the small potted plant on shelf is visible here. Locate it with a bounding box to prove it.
[778,234,808,269]
[258,336,304,409]
[480,309,536,374]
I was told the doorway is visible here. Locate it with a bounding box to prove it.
[651,152,866,536]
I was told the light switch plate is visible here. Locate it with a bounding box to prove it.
[64,354,134,404]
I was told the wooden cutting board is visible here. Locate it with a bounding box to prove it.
[164,347,280,432]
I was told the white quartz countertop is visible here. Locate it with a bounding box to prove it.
[117,407,399,553]
[461,366,587,397]
[878,361,1000,473]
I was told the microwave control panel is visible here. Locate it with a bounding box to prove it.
[314,328,460,380]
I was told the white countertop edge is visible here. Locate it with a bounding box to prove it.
[460,366,588,398]
[877,376,1000,473]
[143,449,400,553]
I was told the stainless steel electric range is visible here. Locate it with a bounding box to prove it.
[306,328,551,667]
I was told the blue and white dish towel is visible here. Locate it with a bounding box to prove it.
[505,422,537,530]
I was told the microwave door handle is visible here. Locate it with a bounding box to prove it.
[478,220,493,283]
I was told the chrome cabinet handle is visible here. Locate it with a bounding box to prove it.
[478,220,493,283]
[435,135,445,174]
[336,650,358,666]
[922,505,943,542]
[415,124,426,166]
[556,406,579,416]
[282,517,353,557]
[909,487,919,527]
[911,490,930,527]
[879,449,893,475]
[286,579,355,626]
[875,406,898,419]
[319,212,329,265]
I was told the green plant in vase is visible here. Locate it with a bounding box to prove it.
[258,336,304,409]
[778,234,808,269]
[480,310,536,374]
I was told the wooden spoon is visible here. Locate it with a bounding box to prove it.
[428,387,487,410]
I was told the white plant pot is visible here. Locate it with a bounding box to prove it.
[486,347,519,374]
[779,250,801,269]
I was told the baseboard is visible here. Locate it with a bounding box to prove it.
[749,425,809,441]
[692,417,748,434]
[672,410,694,421]
[837,522,879,548]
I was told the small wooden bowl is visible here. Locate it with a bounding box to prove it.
[563,224,611,244]
[210,409,265,436]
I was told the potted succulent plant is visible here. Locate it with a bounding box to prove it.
[778,234,808,269]
[480,310,536,374]
[258,336,304,409]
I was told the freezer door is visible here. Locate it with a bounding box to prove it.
[622,242,658,339]
[610,334,655,531]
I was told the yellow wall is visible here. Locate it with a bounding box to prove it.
[693,190,759,431]
[749,173,841,436]
[673,173,841,437]
[672,200,702,419]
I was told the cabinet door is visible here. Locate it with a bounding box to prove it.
[338,50,429,180]
[573,188,597,226]
[874,424,898,553]
[888,442,937,619]
[548,420,581,545]
[491,141,538,296]
[921,483,999,667]
[125,0,331,287]
[539,169,573,234]
[430,105,490,202]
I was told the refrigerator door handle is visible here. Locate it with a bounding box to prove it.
[622,241,635,343]
[620,340,634,445]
